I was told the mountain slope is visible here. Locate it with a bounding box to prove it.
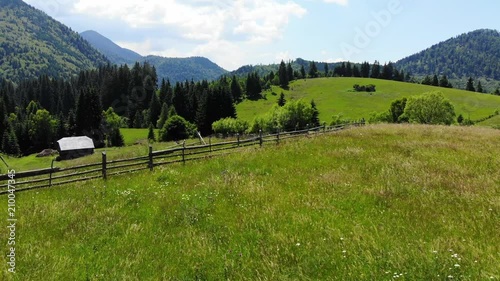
[396,29,500,80]
[0,0,108,82]
[140,55,228,83]
[80,30,142,65]
[81,31,228,83]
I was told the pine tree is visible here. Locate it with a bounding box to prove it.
[1,127,20,156]
[230,75,243,102]
[300,65,306,79]
[148,92,161,127]
[439,75,452,88]
[432,75,439,86]
[361,62,371,78]
[371,61,381,78]
[278,60,289,88]
[310,100,320,127]
[287,62,294,82]
[277,92,286,107]
[309,61,318,78]
[147,123,156,142]
[156,103,169,129]
[324,63,329,77]
[466,77,475,92]
[476,81,484,93]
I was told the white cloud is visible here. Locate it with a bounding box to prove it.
[323,0,349,6]
[25,0,307,70]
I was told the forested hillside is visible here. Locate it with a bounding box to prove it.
[396,29,500,80]
[142,56,228,83]
[80,30,142,65]
[0,0,108,82]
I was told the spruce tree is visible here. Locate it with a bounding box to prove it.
[147,123,156,142]
[466,77,475,92]
[148,92,161,127]
[230,75,243,102]
[309,61,318,78]
[476,81,484,93]
[310,100,320,127]
[324,63,329,77]
[278,60,289,88]
[286,62,294,82]
[277,92,286,107]
[156,103,169,129]
[432,75,439,86]
[300,65,306,79]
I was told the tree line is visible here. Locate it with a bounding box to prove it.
[0,62,240,156]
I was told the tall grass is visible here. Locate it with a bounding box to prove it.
[1,124,498,280]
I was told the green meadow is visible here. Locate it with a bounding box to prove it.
[237,78,500,126]
[1,124,498,280]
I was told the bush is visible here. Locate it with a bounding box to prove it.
[248,100,318,133]
[353,84,376,92]
[403,91,455,125]
[159,115,197,142]
[212,118,249,137]
[330,114,352,125]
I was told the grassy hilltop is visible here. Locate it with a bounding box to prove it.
[237,78,500,126]
[1,124,498,280]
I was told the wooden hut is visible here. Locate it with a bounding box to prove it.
[56,136,95,160]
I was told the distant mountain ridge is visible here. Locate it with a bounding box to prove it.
[81,30,228,83]
[0,0,109,82]
[396,29,500,80]
[80,30,142,65]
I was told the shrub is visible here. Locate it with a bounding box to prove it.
[159,115,197,141]
[249,100,318,133]
[212,118,249,137]
[403,91,455,125]
[353,84,376,92]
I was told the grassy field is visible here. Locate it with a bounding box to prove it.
[237,78,500,126]
[0,129,201,173]
[1,124,498,280]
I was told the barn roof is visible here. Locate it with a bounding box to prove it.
[57,136,95,151]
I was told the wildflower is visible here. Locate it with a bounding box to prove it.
[296,243,300,246]
[454,264,460,268]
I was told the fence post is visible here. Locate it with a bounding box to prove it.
[49,158,55,187]
[182,141,186,164]
[323,122,327,133]
[259,130,263,147]
[148,145,153,171]
[237,133,240,147]
[277,130,280,144]
[102,152,107,180]
[209,136,212,153]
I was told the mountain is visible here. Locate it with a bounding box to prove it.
[0,0,109,82]
[80,30,142,65]
[396,29,500,81]
[141,55,228,83]
[81,30,228,83]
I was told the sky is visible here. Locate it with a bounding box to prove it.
[24,0,500,71]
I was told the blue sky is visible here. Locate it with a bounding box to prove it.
[25,0,500,70]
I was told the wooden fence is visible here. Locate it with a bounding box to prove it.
[0,123,363,195]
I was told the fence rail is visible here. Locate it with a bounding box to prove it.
[0,123,363,195]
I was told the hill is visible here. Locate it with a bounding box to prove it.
[231,58,340,78]
[142,55,228,83]
[80,30,142,65]
[0,0,109,82]
[1,124,498,279]
[396,29,500,86]
[236,77,500,126]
